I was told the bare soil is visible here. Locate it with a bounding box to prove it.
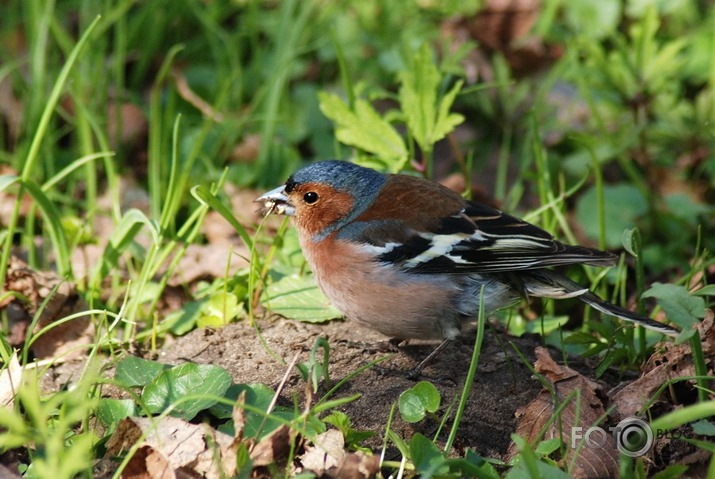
[155,317,544,460]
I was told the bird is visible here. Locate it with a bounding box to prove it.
[256,160,677,374]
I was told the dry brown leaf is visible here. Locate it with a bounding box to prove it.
[300,429,346,474]
[326,451,380,479]
[249,424,292,467]
[613,310,714,417]
[298,429,379,479]
[467,0,541,51]
[0,353,22,409]
[106,416,237,479]
[508,347,618,479]
[2,256,93,359]
[232,390,248,442]
[459,0,563,76]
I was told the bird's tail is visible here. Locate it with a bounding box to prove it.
[522,270,678,337]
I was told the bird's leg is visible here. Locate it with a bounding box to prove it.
[406,338,453,379]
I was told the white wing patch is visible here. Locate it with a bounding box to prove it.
[479,236,552,250]
[404,231,486,268]
[359,241,402,256]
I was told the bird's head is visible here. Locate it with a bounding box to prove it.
[256,160,387,241]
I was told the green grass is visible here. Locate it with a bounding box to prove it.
[0,0,714,477]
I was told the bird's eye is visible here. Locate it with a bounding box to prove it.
[303,191,319,204]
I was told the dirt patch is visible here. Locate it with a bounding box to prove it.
[157,317,544,459]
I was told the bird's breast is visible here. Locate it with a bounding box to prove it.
[298,233,463,340]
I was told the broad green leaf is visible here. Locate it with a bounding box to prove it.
[399,44,464,152]
[575,183,647,248]
[399,381,441,423]
[433,79,465,144]
[399,44,440,151]
[262,273,342,322]
[115,356,168,387]
[410,433,447,475]
[96,399,136,427]
[199,292,242,327]
[691,419,715,436]
[642,283,704,329]
[563,0,621,40]
[534,438,562,456]
[318,92,407,163]
[142,363,232,420]
[163,298,207,336]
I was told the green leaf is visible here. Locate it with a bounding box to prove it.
[410,433,447,475]
[563,0,621,40]
[399,45,439,151]
[199,292,242,327]
[115,356,168,387]
[576,183,648,248]
[693,285,715,297]
[96,399,136,427]
[691,419,715,436]
[142,363,232,420]
[642,283,704,329]
[398,381,441,423]
[318,92,407,166]
[433,80,465,144]
[399,44,464,153]
[162,298,207,336]
[534,438,562,456]
[651,465,689,479]
[263,273,342,322]
[210,382,308,439]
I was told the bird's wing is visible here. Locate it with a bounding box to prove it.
[348,200,617,274]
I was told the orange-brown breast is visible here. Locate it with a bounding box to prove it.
[298,231,462,340]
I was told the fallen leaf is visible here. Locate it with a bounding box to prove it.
[508,347,618,479]
[326,451,380,479]
[299,429,379,479]
[300,429,346,475]
[613,310,714,417]
[2,256,93,359]
[249,424,292,467]
[106,416,237,479]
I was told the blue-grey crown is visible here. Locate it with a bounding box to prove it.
[287,160,387,240]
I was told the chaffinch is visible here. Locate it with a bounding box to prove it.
[257,160,676,370]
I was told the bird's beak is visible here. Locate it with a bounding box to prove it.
[255,186,295,216]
